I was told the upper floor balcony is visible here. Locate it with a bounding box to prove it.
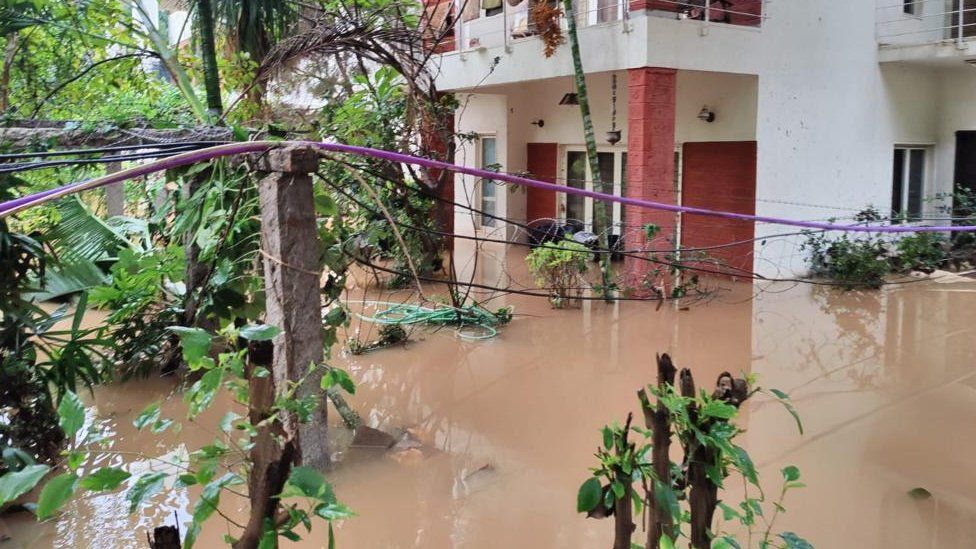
[877,0,976,64]
[424,0,766,90]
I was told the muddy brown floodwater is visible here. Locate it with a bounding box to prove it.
[7,247,976,548]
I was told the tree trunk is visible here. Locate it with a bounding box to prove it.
[613,413,636,549]
[639,353,677,549]
[0,33,19,114]
[234,340,296,549]
[195,0,223,120]
[560,0,613,302]
[103,161,125,217]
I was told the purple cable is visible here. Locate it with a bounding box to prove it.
[1,140,974,234]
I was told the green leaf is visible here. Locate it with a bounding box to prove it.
[321,368,355,395]
[193,473,243,524]
[770,388,804,435]
[168,326,212,364]
[57,391,85,439]
[282,466,329,499]
[239,324,280,341]
[601,426,613,449]
[79,468,131,491]
[701,399,737,420]
[133,402,161,431]
[908,487,932,500]
[576,477,601,513]
[659,534,675,549]
[713,537,741,549]
[126,471,167,513]
[313,501,355,521]
[718,501,741,521]
[36,473,78,519]
[782,465,801,483]
[779,532,814,549]
[0,464,50,505]
[218,412,240,433]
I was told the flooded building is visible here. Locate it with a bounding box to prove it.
[426,0,976,278]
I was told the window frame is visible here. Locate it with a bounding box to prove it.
[891,145,931,222]
[903,0,919,16]
[559,145,627,236]
[477,135,500,229]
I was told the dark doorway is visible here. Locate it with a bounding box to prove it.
[954,131,976,217]
[955,131,976,193]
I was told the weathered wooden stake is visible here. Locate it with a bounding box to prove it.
[147,512,181,548]
[638,353,677,549]
[234,340,295,549]
[103,161,124,217]
[255,146,329,469]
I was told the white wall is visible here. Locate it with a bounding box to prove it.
[454,94,512,239]
[751,2,943,277]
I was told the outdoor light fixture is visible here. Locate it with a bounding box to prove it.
[559,93,579,105]
[531,119,545,127]
[697,105,716,123]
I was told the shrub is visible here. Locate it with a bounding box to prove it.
[893,232,948,273]
[802,231,890,289]
[526,238,590,308]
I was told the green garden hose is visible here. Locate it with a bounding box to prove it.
[355,301,511,340]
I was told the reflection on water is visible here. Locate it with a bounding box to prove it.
[8,249,976,548]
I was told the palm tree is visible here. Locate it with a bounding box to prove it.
[560,0,614,302]
[195,0,222,119]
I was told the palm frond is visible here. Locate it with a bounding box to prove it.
[47,195,128,264]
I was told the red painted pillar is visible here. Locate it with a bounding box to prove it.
[625,67,677,293]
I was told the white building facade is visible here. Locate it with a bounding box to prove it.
[425,0,976,280]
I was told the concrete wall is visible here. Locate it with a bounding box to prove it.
[751,2,946,276]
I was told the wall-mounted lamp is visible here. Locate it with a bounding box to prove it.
[697,105,716,123]
[559,93,579,105]
[531,119,545,128]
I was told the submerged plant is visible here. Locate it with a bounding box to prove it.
[526,237,590,308]
[577,354,810,549]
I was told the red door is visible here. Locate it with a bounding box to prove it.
[680,141,757,278]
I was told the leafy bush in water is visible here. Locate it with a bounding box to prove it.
[526,238,590,308]
[892,232,948,273]
[802,232,890,289]
[803,207,953,289]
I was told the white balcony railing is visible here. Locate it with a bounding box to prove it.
[877,0,976,48]
[452,0,763,53]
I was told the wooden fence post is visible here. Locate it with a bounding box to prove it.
[255,146,329,470]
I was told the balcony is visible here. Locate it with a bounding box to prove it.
[877,0,976,64]
[427,0,765,90]
[447,0,761,53]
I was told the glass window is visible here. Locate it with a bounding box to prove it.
[903,0,918,15]
[892,147,926,221]
[566,151,587,226]
[480,137,498,227]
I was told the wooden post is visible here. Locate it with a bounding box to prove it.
[103,161,124,217]
[255,146,329,469]
[638,353,677,549]
[234,340,295,549]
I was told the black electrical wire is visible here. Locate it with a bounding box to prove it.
[0,140,231,161]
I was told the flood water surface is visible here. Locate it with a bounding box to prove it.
[7,268,976,548]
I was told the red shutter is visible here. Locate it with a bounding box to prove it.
[526,143,559,221]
